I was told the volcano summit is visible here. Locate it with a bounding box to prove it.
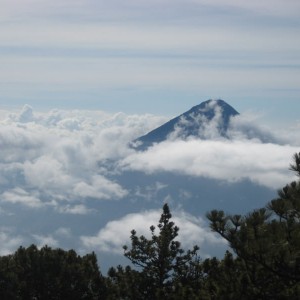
[133,99,239,150]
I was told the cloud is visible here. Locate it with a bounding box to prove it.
[0,3,299,92]
[2,0,299,22]
[134,182,168,201]
[56,204,95,215]
[0,0,299,110]
[118,103,300,190]
[0,104,299,214]
[228,114,282,143]
[32,234,59,249]
[12,104,34,123]
[0,230,24,256]
[1,188,43,208]
[208,0,300,16]
[168,100,229,141]
[74,175,128,199]
[0,226,74,257]
[0,106,165,210]
[121,138,298,189]
[54,227,72,238]
[80,208,225,256]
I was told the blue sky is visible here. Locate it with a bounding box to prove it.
[0,0,300,125]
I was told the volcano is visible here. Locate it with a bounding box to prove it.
[132,99,239,150]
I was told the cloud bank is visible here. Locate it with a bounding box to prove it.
[0,104,299,267]
[121,105,299,189]
[122,139,298,189]
[0,106,165,211]
[0,105,298,214]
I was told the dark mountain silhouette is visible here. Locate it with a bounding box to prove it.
[132,99,239,150]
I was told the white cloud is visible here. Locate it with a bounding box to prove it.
[74,175,128,199]
[169,100,227,140]
[1,188,42,208]
[1,0,299,21]
[228,114,281,143]
[56,204,95,215]
[0,0,299,109]
[121,139,298,189]
[80,208,225,256]
[2,21,298,54]
[54,227,72,238]
[191,0,300,17]
[0,106,164,210]
[0,105,299,214]
[0,2,299,93]
[119,102,300,190]
[134,182,168,201]
[0,230,23,256]
[32,234,59,249]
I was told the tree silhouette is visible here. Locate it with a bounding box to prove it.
[207,152,300,298]
[0,245,106,300]
[108,204,202,299]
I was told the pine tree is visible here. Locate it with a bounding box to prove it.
[119,204,201,299]
[0,245,107,300]
[206,152,300,299]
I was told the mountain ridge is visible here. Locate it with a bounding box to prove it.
[132,99,239,150]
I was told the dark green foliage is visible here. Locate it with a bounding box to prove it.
[106,265,151,300]
[107,204,203,299]
[0,245,106,300]
[207,152,300,299]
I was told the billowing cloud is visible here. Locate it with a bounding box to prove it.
[121,139,298,189]
[0,105,299,213]
[228,114,282,144]
[119,104,300,189]
[168,101,226,141]
[1,188,43,208]
[80,208,225,257]
[0,106,165,210]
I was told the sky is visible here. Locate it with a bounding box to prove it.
[0,0,299,124]
[0,0,300,271]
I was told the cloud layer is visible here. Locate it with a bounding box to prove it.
[0,105,298,213]
[0,106,165,211]
[121,139,298,189]
[0,0,299,111]
[0,105,299,265]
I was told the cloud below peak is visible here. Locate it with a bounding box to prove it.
[80,207,225,257]
[0,105,299,212]
[121,138,298,189]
